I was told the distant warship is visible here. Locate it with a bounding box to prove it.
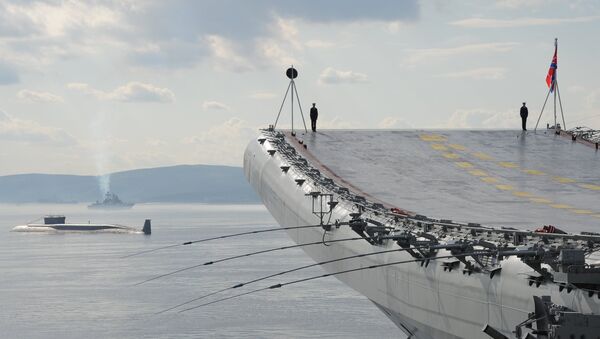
[88,192,134,210]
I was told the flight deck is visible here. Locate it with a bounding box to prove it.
[295,130,600,233]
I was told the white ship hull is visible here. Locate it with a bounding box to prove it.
[244,131,600,339]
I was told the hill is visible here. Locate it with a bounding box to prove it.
[0,165,259,203]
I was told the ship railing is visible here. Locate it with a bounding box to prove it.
[261,129,600,252]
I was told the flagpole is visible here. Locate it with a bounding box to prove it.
[534,38,561,132]
[553,38,558,129]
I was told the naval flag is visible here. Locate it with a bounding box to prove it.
[545,43,557,92]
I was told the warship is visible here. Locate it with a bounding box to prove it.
[242,65,600,338]
[13,215,151,234]
[88,192,134,210]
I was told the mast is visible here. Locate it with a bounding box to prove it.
[534,38,566,132]
[273,66,308,133]
[553,38,557,128]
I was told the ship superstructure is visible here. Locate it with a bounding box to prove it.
[88,192,134,210]
[244,128,600,338]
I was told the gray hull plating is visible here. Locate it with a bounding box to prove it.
[244,130,600,339]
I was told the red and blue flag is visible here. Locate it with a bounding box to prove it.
[545,44,557,92]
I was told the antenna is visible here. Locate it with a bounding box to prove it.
[273,66,308,134]
[535,38,566,132]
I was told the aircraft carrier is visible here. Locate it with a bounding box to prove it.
[244,127,600,338]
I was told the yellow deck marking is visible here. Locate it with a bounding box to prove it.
[472,152,493,160]
[571,209,594,215]
[498,162,518,168]
[420,134,446,142]
[430,143,447,151]
[442,153,460,159]
[579,183,600,191]
[512,191,533,198]
[529,197,552,204]
[552,176,576,183]
[550,204,572,209]
[448,144,467,151]
[481,177,499,183]
[523,169,545,176]
[593,214,600,219]
[495,184,514,191]
[469,169,487,176]
[455,162,473,168]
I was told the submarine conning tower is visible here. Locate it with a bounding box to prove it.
[143,219,151,235]
[44,215,66,225]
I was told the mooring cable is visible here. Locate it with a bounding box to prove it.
[178,251,494,313]
[135,235,383,286]
[157,245,432,314]
[121,223,327,259]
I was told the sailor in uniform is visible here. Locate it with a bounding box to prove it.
[520,102,528,131]
[310,103,318,132]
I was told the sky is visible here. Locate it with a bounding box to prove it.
[1,0,600,176]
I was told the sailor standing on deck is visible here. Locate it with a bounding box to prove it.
[310,103,318,132]
[520,102,528,131]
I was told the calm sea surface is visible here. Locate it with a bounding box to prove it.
[0,203,401,338]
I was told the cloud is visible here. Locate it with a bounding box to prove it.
[68,82,175,103]
[202,101,230,111]
[256,38,301,68]
[437,67,507,80]
[274,0,420,23]
[1,1,419,73]
[378,117,413,129]
[0,62,19,85]
[146,138,167,147]
[111,82,175,103]
[127,1,420,41]
[495,0,544,9]
[129,40,207,69]
[0,1,131,70]
[206,35,254,72]
[274,17,301,49]
[0,0,422,77]
[305,40,334,48]
[1,1,126,38]
[318,116,359,129]
[17,89,63,103]
[445,109,517,129]
[403,42,518,65]
[183,117,256,166]
[318,67,369,84]
[450,16,600,28]
[122,1,418,70]
[0,110,77,145]
[255,17,304,68]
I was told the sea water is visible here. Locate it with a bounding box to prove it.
[0,203,401,338]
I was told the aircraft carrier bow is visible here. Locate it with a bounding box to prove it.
[244,128,600,339]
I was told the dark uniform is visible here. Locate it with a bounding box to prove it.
[520,103,528,131]
[310,104,318,132]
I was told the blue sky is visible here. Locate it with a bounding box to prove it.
[1,0,599,175]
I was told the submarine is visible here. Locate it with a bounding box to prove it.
[12,215,151,235]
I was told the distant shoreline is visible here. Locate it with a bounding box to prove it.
[0,201,263,206]
[0,164,259,204]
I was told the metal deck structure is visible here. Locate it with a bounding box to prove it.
[247,128,600,338]
[298,129,600,233]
